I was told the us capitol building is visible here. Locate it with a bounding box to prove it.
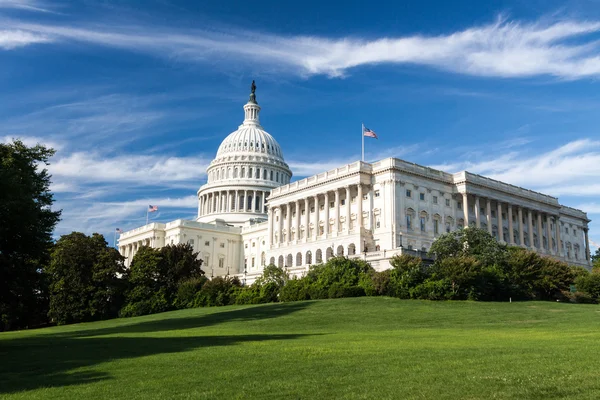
[118,84,592,283]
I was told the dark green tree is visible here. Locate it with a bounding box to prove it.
[47,232,125,325]
[0,140,61,331]
[429,227,507,267]
[120,243,204,317]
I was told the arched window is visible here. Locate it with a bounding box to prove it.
[234,168,238,178]
[241,168,245,178]
[261,252,266,266]
[406,208,415,230]
[249,167,253,178]
[306,250,312,265]
[336,245,344,257]
[276,172,279,182]
[296,252,302,266]
[278,255,284,267]
[326,247,333,261]
[269,257,275,266]
[316,249,322,263]
[270,170,274,181]
[263,169,267,179]
[348,243,356,255]
[420,211,428,232]
[286,254,293,267]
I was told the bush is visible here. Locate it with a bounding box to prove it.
[572,291,597,304]
[280,279,311,302]
[194,276,241,307]
[410,279,452,300]
[575,273,600,300]
[173,277,208,309]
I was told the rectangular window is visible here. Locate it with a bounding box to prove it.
[420,193,425,201]
[330,201,334,208]
[420,217,426,232]
[311,206,315,212]
[219,258,224,268]
[188,239,194,246]
[204,241,210,246]
[502,213,506,220]
[406,189,411,197]
[320,205,324,210]
[457,202,462,210]
[491,210,496,218]
[301,210,305,215]
[220,243,225,248]
[445,198,450,207]
[406,215,412,229]
[433,196,438,204]
[480,207,485,214]
[434,220,439,234]
[375,190,380,197]
[351,196,356,203]
[341,199,346,205]
[252,258,255,268]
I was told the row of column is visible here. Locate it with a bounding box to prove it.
[268,184,364,245]
[460,193,591,259]
[120,238,152,265]
[199,190,267,216]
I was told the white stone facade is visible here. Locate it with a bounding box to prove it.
[118,86,592,284]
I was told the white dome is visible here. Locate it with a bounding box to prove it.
[216,126,284,160]
[196,82,292,227]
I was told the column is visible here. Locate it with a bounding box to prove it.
[486,198,492,235]
[314,195,319,239]
[244,190,248,211]
[346,186,351,232]
[462,193,469,227]
[518,207,524,246]
[262,191,266,213]
[295,200,301,241]
[335,189,341,233]
[555,216,562,256]
[278,206,284,243]
[268,206,275,246]
[475,196,480,228]
[198,196,203,217]
[546,215,553,254]
[304,198,310,241]
[285,203,291,242]
[497,202,503,241]
[537,213,543,252]
[584,228,591,262]
[324,192,330,236]
[527,210,534,249]
[357,184,363,228]
[508,205,514,244]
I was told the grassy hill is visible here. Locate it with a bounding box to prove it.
[2,298,600,399]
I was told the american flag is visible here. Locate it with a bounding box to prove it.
[363,126,378,139]
[148,205,158,212]
[115,228,123,234]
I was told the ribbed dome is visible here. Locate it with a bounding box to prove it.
[216,126,284,159]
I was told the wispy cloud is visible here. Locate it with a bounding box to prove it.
[5,16,600,79]
[0,0,52,13]
[0,29,51,49]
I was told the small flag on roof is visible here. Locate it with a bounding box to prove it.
[148,205,158,212]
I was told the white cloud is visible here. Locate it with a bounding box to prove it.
[5,16,600,79]
[49,151,210,184]
[0,0,51,12]
[2,134,63,150]
[0,29,51,49]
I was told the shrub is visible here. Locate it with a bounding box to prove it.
[410,279,452,300]
[280,279,311,302]
[173,277,208,309]
[194,276,241,307]
[572,291,597,304]
[575,273,600,300]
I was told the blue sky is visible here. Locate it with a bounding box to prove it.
[3,0,600,249]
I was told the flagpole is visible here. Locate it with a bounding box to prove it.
[113,230,116,248]
[361,123,364,162]
[146,208,149,225]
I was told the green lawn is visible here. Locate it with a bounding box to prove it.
[2,298,600,399]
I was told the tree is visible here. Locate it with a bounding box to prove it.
[120,243,204,317]
[47,232,125,325]
[0,140,61,331]
[429,227,507,267]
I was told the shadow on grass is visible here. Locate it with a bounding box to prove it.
[0,302,313,395]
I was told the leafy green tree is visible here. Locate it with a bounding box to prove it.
[429,227,507,267]
[574,273,600,301]
[591,248,600,274]
[0,140,61,331]
[121,244,204,317]
[47,232,125,325]
[388,254,428,298]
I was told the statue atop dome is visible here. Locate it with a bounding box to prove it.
[249,80,257,104]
